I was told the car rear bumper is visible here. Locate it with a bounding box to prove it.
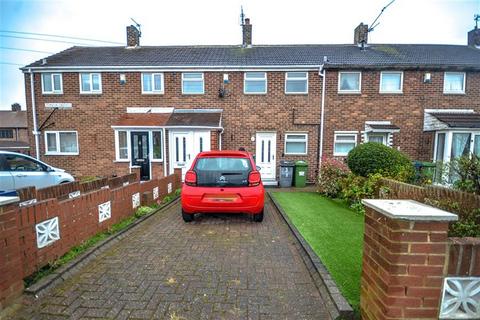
[181,184,264,215]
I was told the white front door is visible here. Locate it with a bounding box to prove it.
[169,130,211,178]
[255,132,276,181]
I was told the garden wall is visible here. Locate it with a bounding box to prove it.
[0,170,181,311]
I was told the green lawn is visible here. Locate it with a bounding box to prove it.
[270,192,364,309]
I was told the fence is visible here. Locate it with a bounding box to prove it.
[0,170,181,311]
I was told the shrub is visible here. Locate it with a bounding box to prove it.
[347,142,414,181]
[339,173,383,214]
[317,157,350,197]
[449,155,480,195]
[135,206,154,218]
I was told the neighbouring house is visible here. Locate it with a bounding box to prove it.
[20,19,480,184]
[0,104,30,153]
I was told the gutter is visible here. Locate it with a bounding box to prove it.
[29,69,40,159]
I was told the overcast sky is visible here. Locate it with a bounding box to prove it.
[0,0,479,110]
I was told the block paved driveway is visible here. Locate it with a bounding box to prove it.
[13,197,331,320]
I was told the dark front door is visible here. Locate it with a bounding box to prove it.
[131,132,150,180]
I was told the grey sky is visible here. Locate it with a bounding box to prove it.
[1,0,479,110]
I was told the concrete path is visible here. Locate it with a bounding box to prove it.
[12,197,331,320]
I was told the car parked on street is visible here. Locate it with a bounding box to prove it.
[0,151,75,195]
[181,150,264,222]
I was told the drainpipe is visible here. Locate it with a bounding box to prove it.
[318,57,327,177]
[163,128,167,177]
[219,128,224,150]
[29,69,40,159]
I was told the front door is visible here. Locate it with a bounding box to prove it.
[171,132,193,178]
[131,132,150,180]
[255,132,277,181]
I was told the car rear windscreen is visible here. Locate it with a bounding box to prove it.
[194,157,252,187]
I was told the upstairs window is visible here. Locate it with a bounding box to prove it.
[80,73,102,94]
[285,72,308,94]
[285,133,308,154]
[182,73,204,94]
[41,73,63,94]
[142,73,164,94]
[380,71,403,93]
[244,72,267,94]
[338,72,361,93]
[444,72,465,94]
[334,132,357,156]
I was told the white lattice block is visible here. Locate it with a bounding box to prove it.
[98,201,111,223]
[440,277,480,319]
[68,190,81,199]
[168,183,172,194]
[36,217,60,248]
[132,192,140,209]
[153,187,159,200]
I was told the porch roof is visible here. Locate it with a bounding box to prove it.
[113,113,170,127]
[166,110,222,128]
[431,113,480,129]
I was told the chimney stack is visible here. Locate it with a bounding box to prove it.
[242,18,252,48]
[468,26,480,48]
[354,23,369,47]
[126,25,141,47]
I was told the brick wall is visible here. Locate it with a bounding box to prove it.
[0,171,181,311]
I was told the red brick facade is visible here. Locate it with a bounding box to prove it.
[24,68,480,182]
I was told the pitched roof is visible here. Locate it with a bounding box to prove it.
[166,110,222,127]
[23,44,480,70]
[431,113,480,129]
[113,113,170,127]
[0,111,28,128]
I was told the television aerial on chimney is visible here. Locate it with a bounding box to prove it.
[131,18,142,37]
[368,0,396,33]
[475,14,479,29]
[240,6,245,26]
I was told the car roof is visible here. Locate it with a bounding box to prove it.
[197,150,251,158]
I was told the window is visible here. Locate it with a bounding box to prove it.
[152,131,162,160]
[338,72,361,93]
[380,71,403,93]
[334,133,357,156]
[367,133,388,145]
[45,131,78,155]
[0,129,13,139]
[285,72,308,94]
[244,72,267,94]
[142,73,164,94]
[182,73,204,94]
[41,73,62,94]
[80,73,102,93]
[5,155,45,172]
[116,131,129,160]
[285,133,308,155]
[444,72,465,94]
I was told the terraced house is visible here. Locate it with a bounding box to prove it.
[21,20,480,184]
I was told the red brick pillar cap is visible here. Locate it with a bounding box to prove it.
[361,199,458,221]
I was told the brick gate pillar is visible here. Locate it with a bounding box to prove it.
[360,199,458,320]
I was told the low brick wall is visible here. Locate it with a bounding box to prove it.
[0,170,181,311]
[447,237,480,276]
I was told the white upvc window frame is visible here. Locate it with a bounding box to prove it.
[333,131,358,156]
[285,72,308,94]
[244,72,267,94]
[79,73,102,94]
[366,132,389,145]
[181,72,204,95]
[141,73,164,94]
[114,130,131,162]
[338,71,362,94]
[150,130,163,162]
[284,132,308,155]
[41,73,63,94]
[434,130,480,163]
[443,72,466,94]
[379,71,403,94]
[114,129,164,162]
[44,131,79,156]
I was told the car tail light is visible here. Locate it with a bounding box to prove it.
[185,170,197,186]
[248,171,261,187]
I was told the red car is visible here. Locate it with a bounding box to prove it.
[181,150,264,222]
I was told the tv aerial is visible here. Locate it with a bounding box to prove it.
[131,18,142,36]
[240,6,245,26]
[368,0,396,33]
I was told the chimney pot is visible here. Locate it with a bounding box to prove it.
[126,25,141,47]
[354,23,369,47]
[242,17,252,47]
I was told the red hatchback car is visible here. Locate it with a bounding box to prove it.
[181,151,264,222]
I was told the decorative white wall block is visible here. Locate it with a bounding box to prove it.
[168,183,172,194]
[153,187,159,200]
[132,192,140,209]
[440,277,480,319]
[68,191,81,199]
[36,217,60,248]
[123,181,129,186]
[98,201,111,223]
[20,198,37,207]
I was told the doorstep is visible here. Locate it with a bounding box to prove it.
[262,179,278,186]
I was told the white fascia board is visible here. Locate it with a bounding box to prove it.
[126,107,174,113]
[111,126,165,129]
[424,108,475,114]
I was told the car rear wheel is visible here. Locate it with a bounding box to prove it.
[252,209,264,222]
[182,209,194,222]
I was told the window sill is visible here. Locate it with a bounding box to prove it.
[182,92,205,95]
[79,92,102,95]
[284,153,308,156]
[141,92,164,95]
[338,91,361,95]
[42,92,63,95]
[45,152,79,156]
[151,160,164,163]
[443,92,466,95]
[244,92,267,95]
[114,160,130,163]
[285,92,308,95]
[379,91,403,94]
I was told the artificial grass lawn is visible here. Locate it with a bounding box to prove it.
[271,192,364,309]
